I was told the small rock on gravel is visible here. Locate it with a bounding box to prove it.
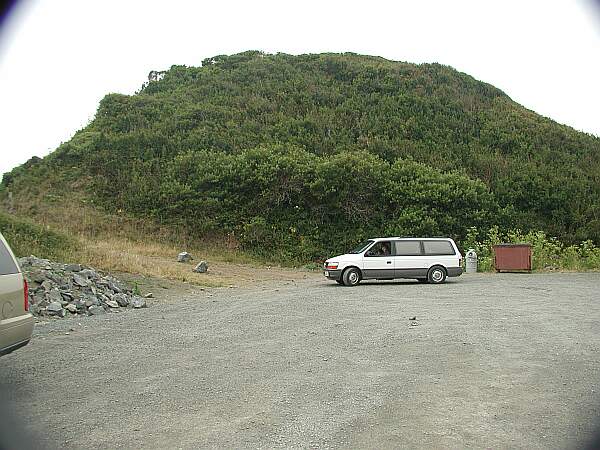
[131,297,147,309]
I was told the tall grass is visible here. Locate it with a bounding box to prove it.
[0,211,76,260]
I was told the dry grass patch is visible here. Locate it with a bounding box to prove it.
[2,195,312,287]
[75,237,309,287]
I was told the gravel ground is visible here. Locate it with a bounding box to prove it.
[2,272,600,449]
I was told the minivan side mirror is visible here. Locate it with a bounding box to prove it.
[365,250,375,257]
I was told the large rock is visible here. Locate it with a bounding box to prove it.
[88,305,106,315]
[32,293,45,306]
[41,280,54,292]
[113,293,129,307]
[30,271,46,284]
[79,269,98,280]
[48,289,63,304]
[72,274,90,287]
[96,293,110,303]
[65,263,82,272]
[60,291,74,301]
[102,278,126,293]
[192,261,209,273]
[46,302,64,316]
[72,300,86,312]
[177,252,193,263]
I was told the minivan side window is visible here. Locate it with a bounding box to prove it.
[423,240,455,255]
[394,241,422,256]
[365,241,392,257]
[0,239,19,275]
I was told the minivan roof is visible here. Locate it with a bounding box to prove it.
[371,237,454,241]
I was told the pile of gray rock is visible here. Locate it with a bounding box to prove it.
[19,256,148,318]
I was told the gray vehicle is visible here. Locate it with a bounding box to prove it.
[0,232,33,356]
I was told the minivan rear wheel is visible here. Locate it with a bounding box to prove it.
[427,266,447,284]
[342,268,361,287]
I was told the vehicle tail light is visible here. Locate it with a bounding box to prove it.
[23,278,29,312]
[325,262,339,270]
[459,258,463,267]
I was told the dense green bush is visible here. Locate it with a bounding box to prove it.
[105,145,495,262]
[462,226,600,271]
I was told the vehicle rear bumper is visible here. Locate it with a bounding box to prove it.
[447,267,463,277]
[0,313,34,356]
[323,269,342,281]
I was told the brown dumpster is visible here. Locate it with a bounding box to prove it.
[493,244,532,272]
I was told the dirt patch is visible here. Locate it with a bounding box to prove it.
[116,262,319,304]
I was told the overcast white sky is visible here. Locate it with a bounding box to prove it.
[1,0,599,177]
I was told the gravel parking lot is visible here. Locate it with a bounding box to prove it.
[2,272,600,449]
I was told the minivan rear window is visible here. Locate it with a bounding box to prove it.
[0,239,19,275]
[423,240,455,255]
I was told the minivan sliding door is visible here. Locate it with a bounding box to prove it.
[393,240,426,278]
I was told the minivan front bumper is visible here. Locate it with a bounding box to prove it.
[323,269,342,281]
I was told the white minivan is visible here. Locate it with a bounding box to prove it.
[324,237,463,286]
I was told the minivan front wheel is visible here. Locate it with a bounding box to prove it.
[427,266,447,284]
[342,268,361,287]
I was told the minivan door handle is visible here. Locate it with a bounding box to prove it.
[386,261,392,264]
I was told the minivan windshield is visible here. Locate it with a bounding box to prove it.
[348,240,374,254]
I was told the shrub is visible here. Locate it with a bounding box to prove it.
[462,227,600,272]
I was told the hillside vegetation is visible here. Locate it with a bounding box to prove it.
[2,51,600,262]
[0,211,75,261]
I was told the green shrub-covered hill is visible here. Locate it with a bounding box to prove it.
[3,51,599,261]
